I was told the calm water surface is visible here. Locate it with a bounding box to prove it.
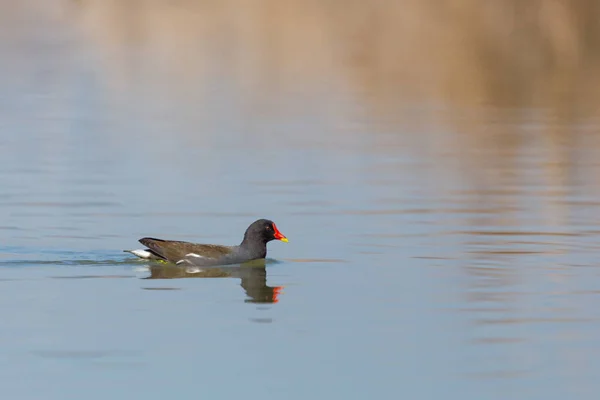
[1,1,600,399]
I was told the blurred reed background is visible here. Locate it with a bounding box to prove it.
[2,0,600,188]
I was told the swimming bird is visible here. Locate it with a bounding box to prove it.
[125,219,288,266]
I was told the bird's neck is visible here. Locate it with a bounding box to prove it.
[240,238,267,259]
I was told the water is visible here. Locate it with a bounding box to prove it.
[2,1,600,399]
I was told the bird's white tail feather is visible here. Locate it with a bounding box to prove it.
[124,249,158,260]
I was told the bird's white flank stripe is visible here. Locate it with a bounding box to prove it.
[185,253,204,258]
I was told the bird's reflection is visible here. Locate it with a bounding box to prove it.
[141,259,283,304]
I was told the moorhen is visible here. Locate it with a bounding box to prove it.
[126,219,288,266]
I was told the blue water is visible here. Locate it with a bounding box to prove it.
[1,1,600,399]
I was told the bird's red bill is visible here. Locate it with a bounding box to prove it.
[272,223,288,242]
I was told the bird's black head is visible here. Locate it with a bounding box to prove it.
[243,219,288,244]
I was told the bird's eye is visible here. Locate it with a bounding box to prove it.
[266,225,272,230]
